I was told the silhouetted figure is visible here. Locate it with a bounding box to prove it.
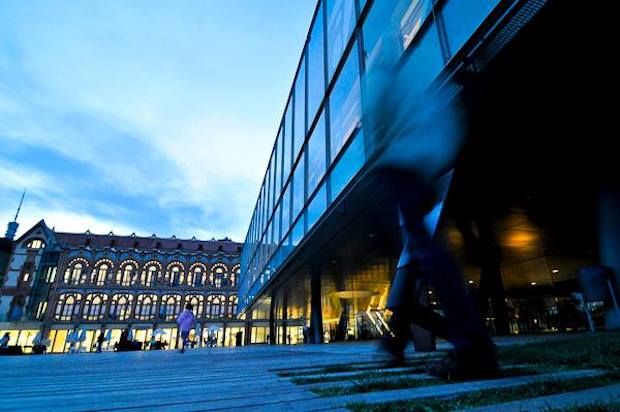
[364,54,499,380]
[96,330,105,353]
[0,332,9,349]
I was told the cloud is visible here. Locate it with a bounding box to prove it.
[0,1,315,243]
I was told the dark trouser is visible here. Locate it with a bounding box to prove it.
[381,168,492,353]
[181,330,190,349]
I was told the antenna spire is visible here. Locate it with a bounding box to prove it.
[14,189,26,221]
[5,190,26,240]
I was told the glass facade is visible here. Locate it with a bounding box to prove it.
[239,0,506,312]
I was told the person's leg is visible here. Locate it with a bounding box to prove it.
[391,169,498,378]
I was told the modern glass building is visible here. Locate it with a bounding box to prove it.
[239,0,618,344]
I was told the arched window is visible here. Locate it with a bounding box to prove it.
[92,259,114,285]
[135,294,157,320]
[83,294,108,320]
[160,294,182,320]
[109,294,133,321]
[230,265,240,288]
[64,259,89,285]
[188,263,207,287]
[165,263,184,287]
[142,261,161,286]
[117,261,139,286]
[184,294,204,317]
[146,266,157,286]
[205,294,225,319]
[54,293,82,321]
[211,263,227,288]
[171,267,180,286]
[227,295,238,318]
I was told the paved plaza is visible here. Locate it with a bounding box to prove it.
[1,334,620,411]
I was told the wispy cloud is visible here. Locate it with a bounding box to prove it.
[0,1,315,241]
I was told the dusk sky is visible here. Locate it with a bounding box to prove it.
[0,1,316,242]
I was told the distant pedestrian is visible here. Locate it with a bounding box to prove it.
[0,332,9,349]
[96,330,105,353]
[177,303,196,353]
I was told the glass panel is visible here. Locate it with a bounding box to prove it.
[308,111,326,195]
[266,164,272,219]
[292,216,305,247]
[441,0,500,57]
[276,127,283,194]
[294,56,306,160]
[307,2,326,126]
[308,183,327,231]
[399,22,443,94]
[326,0,357,79]
[330,129,365,200]
[363,0,432,72]
[281,182,291,237]
[283,101,293,183]
[273,202,281,244]
[272,140,279,204]
[330,45,362,163]
[292,153,306,220]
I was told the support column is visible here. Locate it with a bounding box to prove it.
[244,311,252,346]
[310,268,323,344]
[269,294,277,345]
[599,186,620,329]
[282,293,288,345]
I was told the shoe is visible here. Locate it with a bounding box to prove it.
[180,348,185,354]
[379,335,406,366]
[426,347,500,381]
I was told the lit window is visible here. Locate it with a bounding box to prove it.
[135,294,157,320]
[45,267,57,283]
[160,294,181,320]
[26,239,45,249]
[206,295,226,318]
[54,293,82,321]
[82,294,108,321]
[35,301,47,319]
[185,295,204,317]
[109,294,133,321]
[65,263,83,285]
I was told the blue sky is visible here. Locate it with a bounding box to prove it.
[0,1,316,242]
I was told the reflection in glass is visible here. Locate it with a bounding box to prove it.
[363,0,432,72]
[292,154,306,221]
[292,217,305,247]
[308,112,326,195]
[326,0,356,79]
[330,45,362,162]
[307,183,327,231]
[331,129,365,200]
[283,103,292,182]
[441,0,500,57]
[281,183,291,237]
[307,2,325,127]
[294,57,306,159]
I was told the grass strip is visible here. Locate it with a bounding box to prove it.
[542,401,620,411]
[291,367,426,385]
[347,372,620,412]
[278,358,439,378]
[313,366,537,397]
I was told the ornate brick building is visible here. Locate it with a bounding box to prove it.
[0,220,255,353]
